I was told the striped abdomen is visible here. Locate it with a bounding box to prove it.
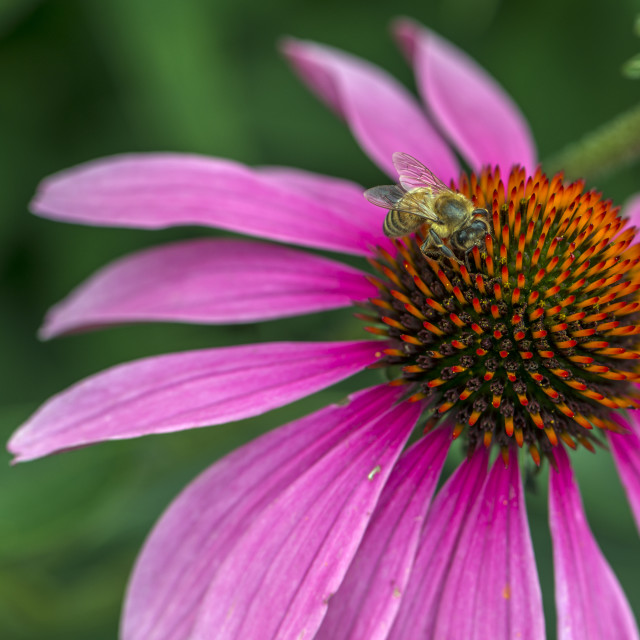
[383,209,428,238]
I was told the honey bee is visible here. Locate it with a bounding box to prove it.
[365,152,491,264]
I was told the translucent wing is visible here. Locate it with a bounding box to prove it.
[364,185,439,222]
[364,184,407,209]
[392,152,453,194]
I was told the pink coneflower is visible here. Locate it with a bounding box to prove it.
[8,18,640,640]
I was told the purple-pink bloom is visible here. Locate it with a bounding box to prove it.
[9,18,640,639]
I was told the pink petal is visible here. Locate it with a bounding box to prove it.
[122,383,404,640]
[258,165,394,254]
[623,193,640,228]
[190,396,422,639]
[549,446,639,640]
[609,415,640,533]
[30,154,384,256]
[316,428,451,640]
[40,238,376,338]
[430,453,544,640]
[281,38,459,182]
[388,448,490,639]
[393,19,536,173]
[8,340,382,462]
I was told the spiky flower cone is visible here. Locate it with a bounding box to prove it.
[364,167,640,465]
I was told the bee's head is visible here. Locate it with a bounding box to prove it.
[453,213,490,251]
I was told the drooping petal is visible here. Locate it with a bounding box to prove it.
[281,38,459,182]
[393,18,536,173]
[257,165,394,253]
[40,238,376,338]
[623,192,640,228]
[316,428,451,640]
[8,340,382,462]
[549,446,639,640]
[122,383,403,640]
[429,453,544,640]
[190,397,422,640]
[609,415,640,534]
[388,448,489,640]
[30,154,383,256]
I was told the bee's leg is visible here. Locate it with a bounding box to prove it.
[464,250,474,271]
[419,234,434,256]
[424,229,462,264]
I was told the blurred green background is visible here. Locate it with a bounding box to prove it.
[2,0,640,638]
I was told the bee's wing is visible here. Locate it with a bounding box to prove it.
[364,184,407,209]
[364,185,439,221]
[392,152,453,195]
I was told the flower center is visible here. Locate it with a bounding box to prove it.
[361,166,640,465]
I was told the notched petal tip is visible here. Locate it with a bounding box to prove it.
[28,170,67,217]
[391,16,422,60]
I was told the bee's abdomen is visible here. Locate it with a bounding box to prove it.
[383,210,424,238]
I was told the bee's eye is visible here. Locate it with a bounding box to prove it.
[456,219,487,247]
